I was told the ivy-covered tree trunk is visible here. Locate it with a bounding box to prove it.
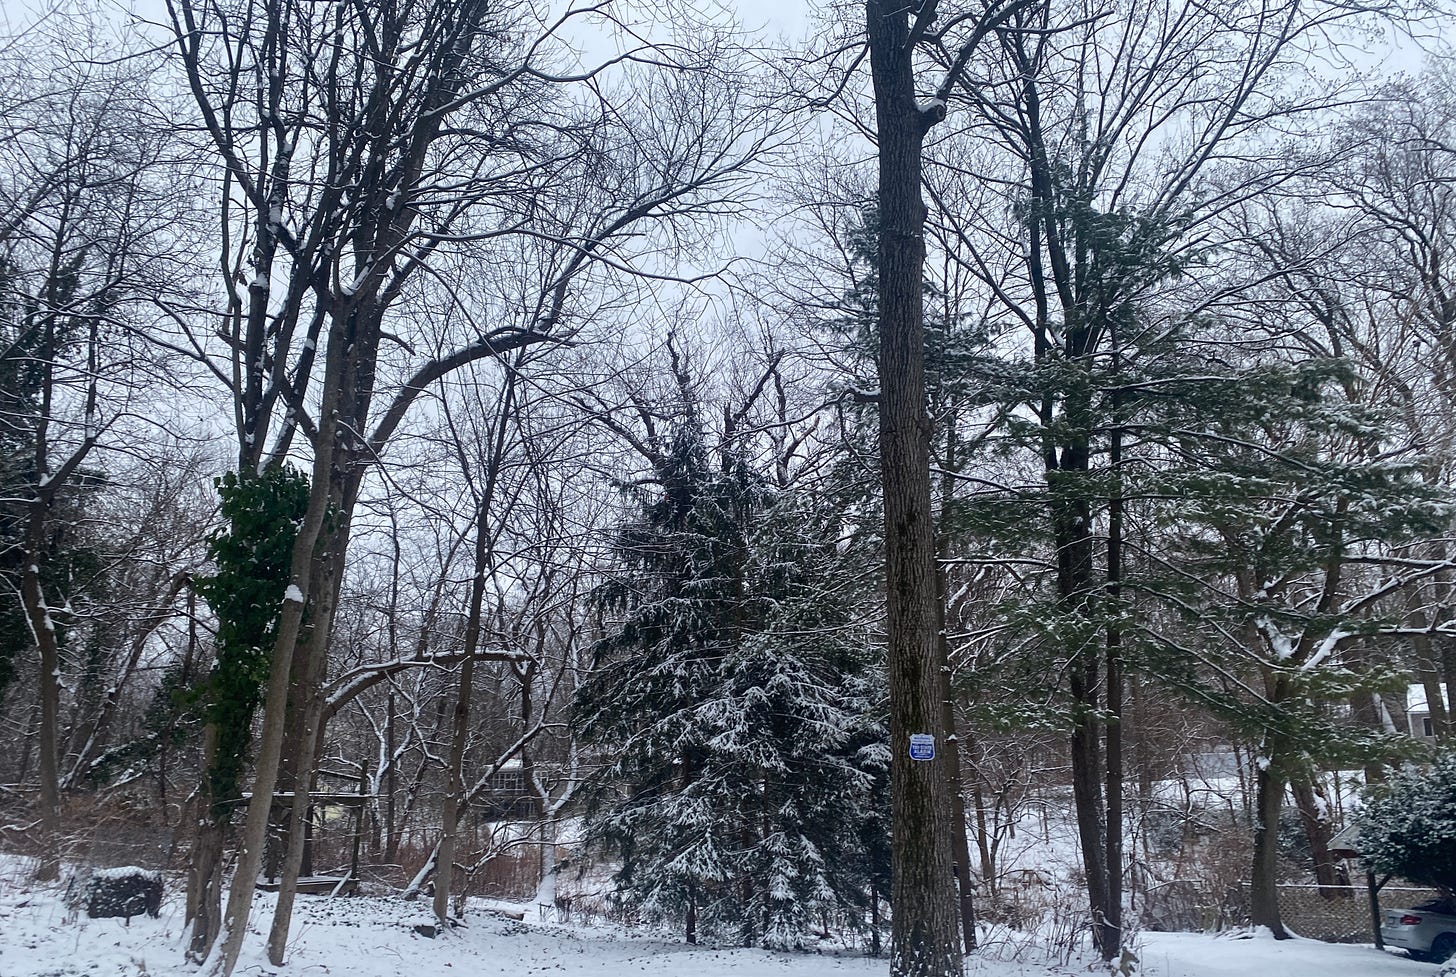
[214,409,340,977]
[188,466,307,959]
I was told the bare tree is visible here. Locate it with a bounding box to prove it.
[160,0,776,968]
[0,20,180,880]
[910,0,1427,949]
[864,0,1022,969]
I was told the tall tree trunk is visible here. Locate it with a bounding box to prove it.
[867,1,964,971]
[1049,369,1115,958]
[936,512,976,949]
[210,338,345,976]
[936,594,978,952]
[969,748,995,886]
[268,492,351,963]
[1068,673,1111,946]
[1056,430,1112,956]
[188,724,227,957]
[265,651,329,963]
[383,533,402,864]
[436,364,518,925]
[433,556,485,926]
[1291,776,1349,894]
[1013,30,1121,956]
[1103,394,1125,955]
[1249,729,1290,939]
[22,522,63,882]
[385,688,398,863]
[22,309,62,882]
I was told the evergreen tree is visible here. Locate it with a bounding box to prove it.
[947,191,1452,936]
[0,256,106,696]
[1139,358,1452,930]
[576,417,885,948]
[1358,751,1456,895]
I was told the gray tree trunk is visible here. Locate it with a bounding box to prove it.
[867,0,964,971]
[1249,733,1290,939]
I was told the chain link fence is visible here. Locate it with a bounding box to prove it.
[1243,883,1440,943]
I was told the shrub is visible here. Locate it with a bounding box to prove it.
[1356,751,1456,893]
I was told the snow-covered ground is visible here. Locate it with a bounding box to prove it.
[0,855,1438,977]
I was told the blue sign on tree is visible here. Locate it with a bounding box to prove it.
[909,733,935,761]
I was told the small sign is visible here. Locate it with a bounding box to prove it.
[909,733,935,761]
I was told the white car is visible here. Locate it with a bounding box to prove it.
[1382,899,1456,963]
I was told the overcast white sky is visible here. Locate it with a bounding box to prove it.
[0,0,818,46]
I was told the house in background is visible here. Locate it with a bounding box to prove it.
[481,757,537,821]
[1407,684,1449,741]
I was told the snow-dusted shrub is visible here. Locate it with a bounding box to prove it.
[1356,751,1456,893]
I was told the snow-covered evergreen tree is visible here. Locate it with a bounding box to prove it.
[576,415,885,948]
[1358,751,1456,895]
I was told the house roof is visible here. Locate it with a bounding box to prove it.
[1329,822,1362,859]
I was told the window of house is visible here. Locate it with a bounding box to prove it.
[1424,717,1435,737]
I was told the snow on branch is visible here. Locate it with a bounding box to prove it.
[321,648,530,723]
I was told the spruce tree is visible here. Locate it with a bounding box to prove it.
[576,417,885,947]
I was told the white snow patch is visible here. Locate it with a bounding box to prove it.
[0,852,1439,977]
[90,866,161,883]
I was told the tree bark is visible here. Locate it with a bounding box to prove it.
[1291,776,1349,894]
[936,505,976,950]
[266,541,344,964]
[384,688,398,862]
[188,723,227,957]
[1103,392,1125,954]
[867,1,964,972]
[939,678,979,953]
[433,548,486,926]
[1249,734,1290,938]
[23,525,63,882]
